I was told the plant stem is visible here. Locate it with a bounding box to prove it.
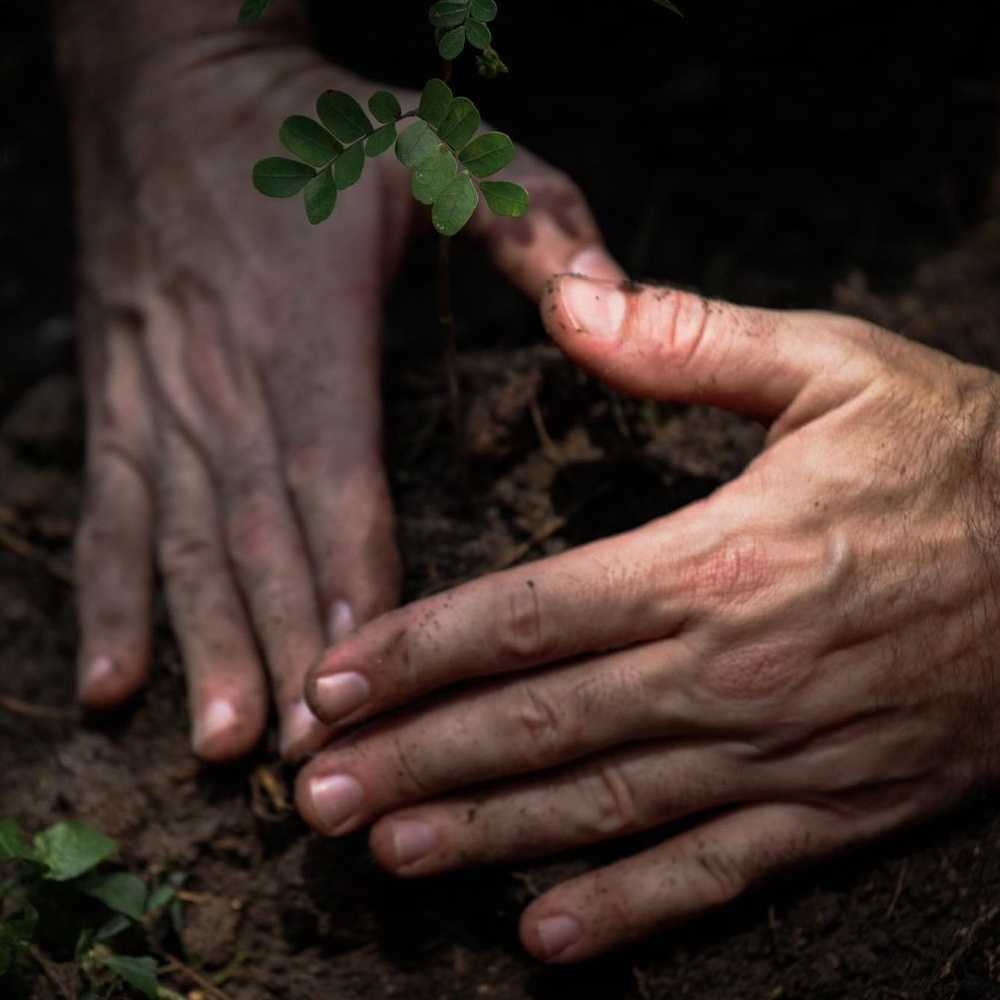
[437,234,467,491]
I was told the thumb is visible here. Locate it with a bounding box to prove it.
[542,276,862,422]
[469,150,624,300]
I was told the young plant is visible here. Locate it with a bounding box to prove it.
[1,818,185,999]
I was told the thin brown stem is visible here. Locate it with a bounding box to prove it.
[437,234,467,492]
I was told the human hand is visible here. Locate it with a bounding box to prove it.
[70,36,621,761]
[296,275,1000,960]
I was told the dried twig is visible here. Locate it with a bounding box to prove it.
[491,515,568,573]
[156,949,232,1000]
[0,694,76,722]
[27,945,76,1000]
[885,859,908,919]
[0,524,73,584]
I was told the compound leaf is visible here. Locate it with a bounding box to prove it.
[470,0,498,20]
[396,120,440,168]
[77,872,148,921]
[335,141,366,190]
[412,146,459,205]
[432,174,479,236]
[369,90,402,124]
[317,91,373,144]
[429,0,469,28]
[466,19,492,50]
[238,0,274,22]
[459,131,514,176]
[0,820,34,863]
[438,97,481,150]
[34,822,117,882]
[99,954,159,999]
[305,166,337,224]
[480,180,530,217]
[418,78,454,129]
[279,115,342,167]
[438,25,467,61]
[253,157,316,197]
[651,0,684,15]
[366,123,397,157]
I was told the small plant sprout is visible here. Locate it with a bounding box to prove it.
[1,818,185,999]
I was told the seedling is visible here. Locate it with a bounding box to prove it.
[1,818,185,999]
[241,0,681,459]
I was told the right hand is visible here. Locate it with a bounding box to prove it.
[70,36,622,761]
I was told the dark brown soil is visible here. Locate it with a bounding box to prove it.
[4,2,1000,998]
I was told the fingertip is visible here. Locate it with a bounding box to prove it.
[520,906,586,964]
[77,654,147,710]
[279,697,331,762]
[191,696,264,763]
[567,246,627,284]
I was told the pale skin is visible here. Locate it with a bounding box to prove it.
[59,0,1000,966]
[56,2,621,760]
[297,277,1000,961]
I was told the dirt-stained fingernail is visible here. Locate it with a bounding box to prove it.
[561,277,626,341]
[280,698,327,760]
[389,819,437,868]
[327,600,355,645]
[535,914,583,960]
[309,774,364,834]
[312,672,370,724]
[193,698,238,755]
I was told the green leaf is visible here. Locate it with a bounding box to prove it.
[0,820,34,863]
[95,914,133,942]
[253,157,316,197]
[334,141,366,190]
[316,91,373,144]
[429,0,469,28]
[33,822,117,882]
[651,0,684,16]
[466,19,492,50]
[480,180,530,217]
[279,115,342,168]
[77,872,148,921]
[432,174,480,236]
[368,91,402,124]
[459,131,514,177]
[304,166,337,224]
[396,121,440,168]
[470,0,498,20]
[412,147,459,206]
[99,954,160,999]
[238,0,274,22]
[438,97,481,151]
[145,882,176,915]
[366,124,397,158]
[418,78,454,129]
[438,25,467,61]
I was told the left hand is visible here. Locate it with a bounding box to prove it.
[296,275,1000,962]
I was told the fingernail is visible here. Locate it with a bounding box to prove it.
[309,774,364,834]
[536,914,583,960]
[569,246,627,283]
[327,599,355,645]
[193,698,237,754]
[80,655,116,695]
[280,698,326,760]
[313,672,370,724]
[389,820,437,868]
[561,277,626,341]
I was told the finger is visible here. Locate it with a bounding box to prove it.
[542,277,867,421]
[305,512,708,734]
[519,798,913,963]
[75,322,155,708]
[368,741,749,876]
[142,283,330,760]
[297,638,701,836]
[469,150,625,300]
[265,305,401,645]
[155,422,268,761]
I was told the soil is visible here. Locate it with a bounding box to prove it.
[3,2,1000,998]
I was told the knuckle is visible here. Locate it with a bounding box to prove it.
[576,763,641,837]
[157,530,219,579]
[508,683,571,763]
[694,534,774,608]
[659,291,712,371]
[693,844,747,907]
[225,492,281,569]
[493,578,552,664]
